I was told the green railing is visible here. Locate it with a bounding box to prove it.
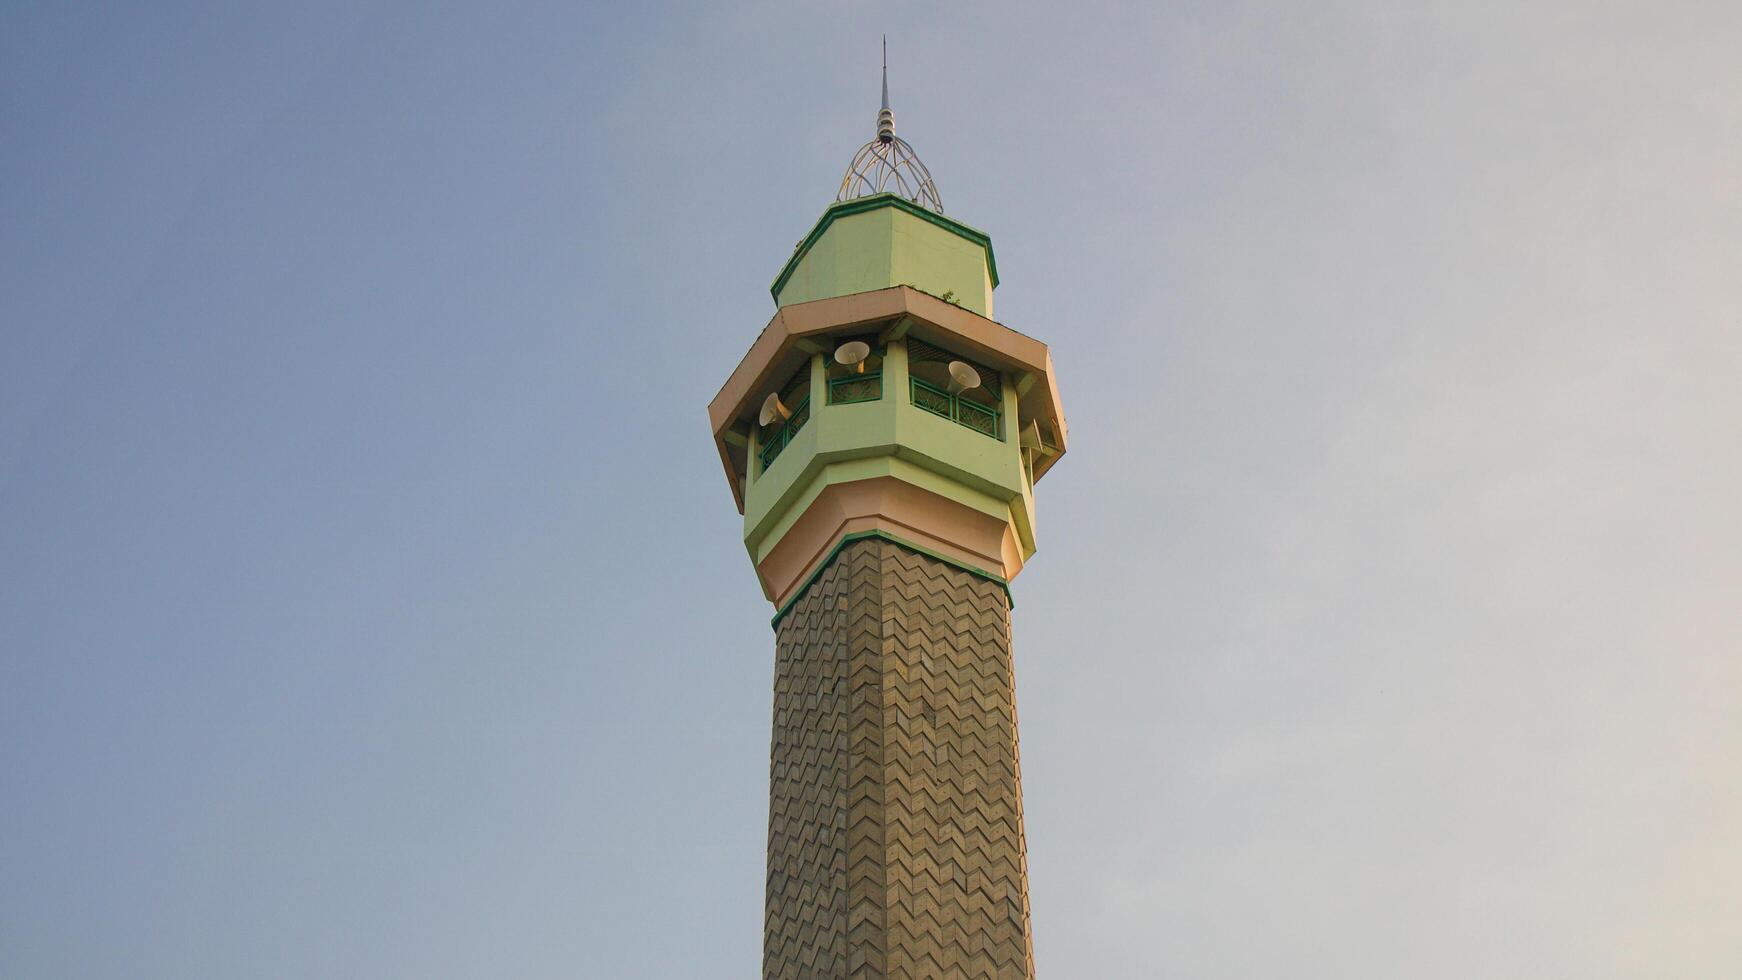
[910,378,1000,438]
[828,372,883,405]
[758,395,810,472]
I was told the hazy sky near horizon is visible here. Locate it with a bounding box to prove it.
[4,2,1740,977]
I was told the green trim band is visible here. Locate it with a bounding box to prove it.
[769,194,1001,302]
[768,528,1014,631]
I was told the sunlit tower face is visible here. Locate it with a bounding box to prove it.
[706,48,1068,979]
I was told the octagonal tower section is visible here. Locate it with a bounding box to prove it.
[707,192,1068,614]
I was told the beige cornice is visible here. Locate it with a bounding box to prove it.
[754,476,1025,607]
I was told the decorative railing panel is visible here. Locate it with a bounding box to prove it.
[758,395,811,472]
[911,378,955,419]
[910,378,1000,439]
[828,373,883,405]
[956,399,998,437]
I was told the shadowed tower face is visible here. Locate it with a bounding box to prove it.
[707,52,1068,979]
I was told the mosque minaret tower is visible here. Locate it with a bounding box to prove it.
[706,45,1069,978]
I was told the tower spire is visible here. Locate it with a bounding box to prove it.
[877,36,895,142]
[838,35,943,213]
[881,35,889,109]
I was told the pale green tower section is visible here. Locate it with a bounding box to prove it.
[771,194,1000,318]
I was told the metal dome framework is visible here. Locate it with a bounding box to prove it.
[837,135,944,213]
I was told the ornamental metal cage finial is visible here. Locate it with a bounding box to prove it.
[836,38,944,214]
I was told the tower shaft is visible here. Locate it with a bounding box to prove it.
[765,537,1035,979]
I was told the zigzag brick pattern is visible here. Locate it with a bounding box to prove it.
[767,538,1036,979]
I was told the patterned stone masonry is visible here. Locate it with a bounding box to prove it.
[766,537,1036,980]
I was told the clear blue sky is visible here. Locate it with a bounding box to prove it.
[3,2,1739,977]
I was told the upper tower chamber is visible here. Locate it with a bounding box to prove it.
[707,44,1068,611]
